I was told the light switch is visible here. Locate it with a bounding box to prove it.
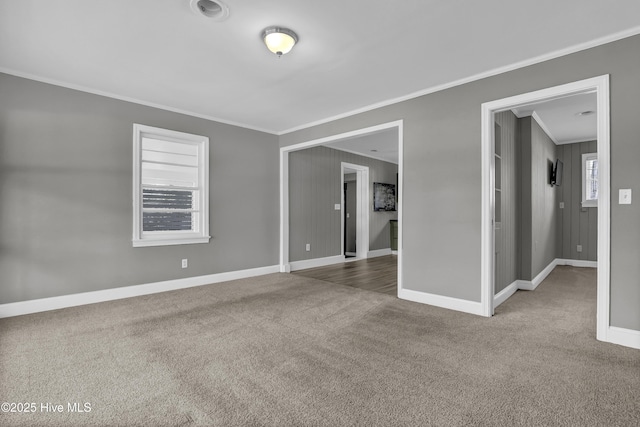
[559,202,565,209]
[619,189,632,205]
[334,204,341,210]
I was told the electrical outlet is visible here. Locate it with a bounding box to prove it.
[305,243,311,252]
[181,259,188,268]
[577,245,582,253]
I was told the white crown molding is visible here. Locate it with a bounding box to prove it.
[3,26,639,136]
[279,26,640,135]
[530,111,560,144]
[517,110,597,146]
[0,67,279,135]
[328,145,398,165]
[0,265,280,318]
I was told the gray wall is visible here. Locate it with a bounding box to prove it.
[527,117,558,279]
[0,73,280,304]
[519,117,534,281]
[280,34,640,330]
[494,111,521,293]
[556,140,598,261]
[289,146,398,261]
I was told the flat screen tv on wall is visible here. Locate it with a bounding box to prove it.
[551,159,563,186]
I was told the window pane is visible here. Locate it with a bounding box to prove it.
[586,158,598,200]
[143,189,193,209]
[143,212,193,231]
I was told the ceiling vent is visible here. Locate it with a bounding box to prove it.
[190,0,230,21]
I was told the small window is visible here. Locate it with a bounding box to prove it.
[582,152,598,208]
[133,124,210,247]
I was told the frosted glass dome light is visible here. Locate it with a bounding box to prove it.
[262,27,299,57]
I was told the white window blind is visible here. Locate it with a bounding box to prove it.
[133,125,210,247]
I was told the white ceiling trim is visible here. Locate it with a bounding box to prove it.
[515,110,595,146]
[530,111,559,145]
[326,145,398,165]
[0,66,279,135]
[3,23,639,137]
[278,25,640,136]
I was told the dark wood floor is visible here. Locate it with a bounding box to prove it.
[292,255,398,296]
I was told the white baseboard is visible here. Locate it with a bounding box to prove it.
[391,250,398,255]
[289,255,344,271]
[556,258,598,268]
[529,259,558,290]
[494,281,519,308]
[604,326,640,350]
[367,248,392,258]
[280,264,291,273]
[495,258,598,304]
[399,288,483,316]
[345,251,357,257]
[0,265,280,319]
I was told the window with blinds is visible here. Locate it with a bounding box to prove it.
[133,124,210,247]
[582,152,598,208]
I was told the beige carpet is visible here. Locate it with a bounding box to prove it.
[1,266,638,426]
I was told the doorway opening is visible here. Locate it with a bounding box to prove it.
[279,120,403,294]
[481,75,610,344]
[341,162,369,260]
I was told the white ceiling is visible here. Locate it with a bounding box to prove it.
[512,92,597,145]
[326,128,399,164]
[1,1,640,135]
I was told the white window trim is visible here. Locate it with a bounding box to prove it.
[132,124,210,247]
[582,152,598,208]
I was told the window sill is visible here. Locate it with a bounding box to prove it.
[132,236,211,248]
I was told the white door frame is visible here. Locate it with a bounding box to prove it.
[480,75,610,343]
[280,120,403,293]
[341,162,370,260]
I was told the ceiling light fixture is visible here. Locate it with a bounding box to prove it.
[190,0,229,21]
[262,27,298,57]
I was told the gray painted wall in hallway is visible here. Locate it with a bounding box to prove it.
[280,35,640,330]
[494,111,521,293]
[556,140,598,261]
[0,73,280,304]
[289,146,398,262]
[519,117,533,281]
[526,117,558,279]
